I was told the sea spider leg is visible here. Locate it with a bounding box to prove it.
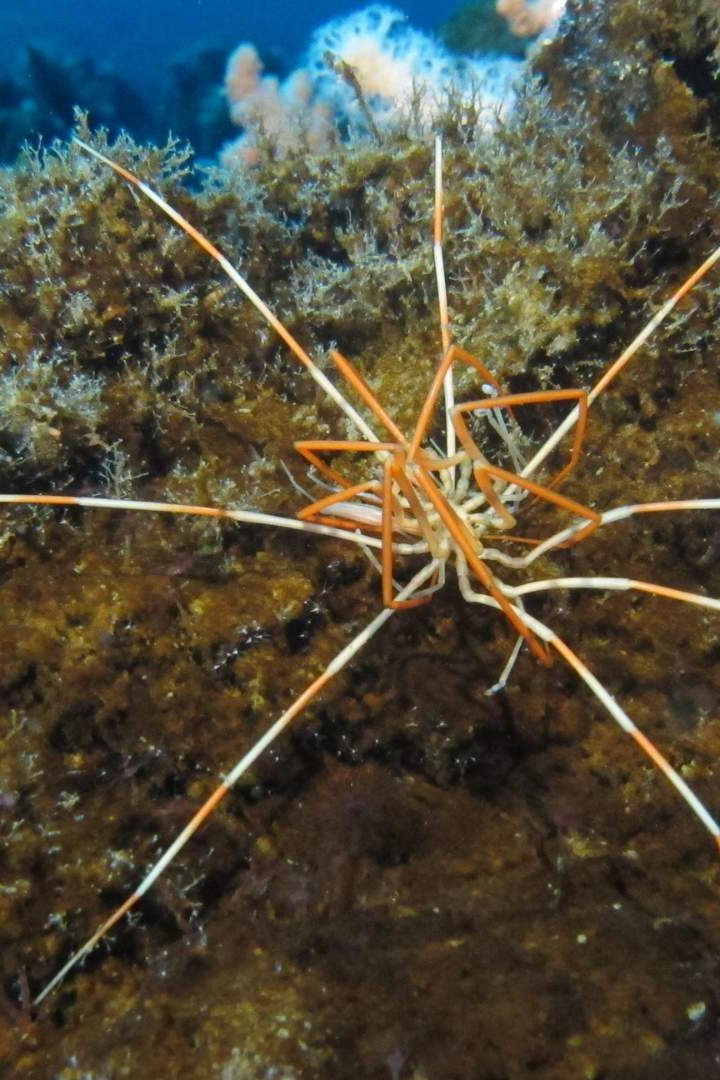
[296,442,445,609]
[328,349,408,445]
[484,499,720,570]
[486,500,720,742]
[519,243,720,483]
[298,476,385,533]
[294,441,397,502]
[471,462,601,543]
[432,133,454,458]
[547,631,720,851]
[27,139,455,1004]
[1,474,427,1006]
[427,138,519,461]
[406,461,554,662]
[431,134,720,844]
[408,343,502,463]
[73,139,380,447]
[454,560,720,849]
[510,575,720,615]
[452,388,589,493]
[0,493,397,550]
[470,237,720,518]
[381,455,449,609]
[32,558,441,1006]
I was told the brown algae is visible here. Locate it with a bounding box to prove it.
[2,0,720,1075]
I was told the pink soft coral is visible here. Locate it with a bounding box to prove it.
[222,6,523,164]
[224,43,334,165]
[496,0,566,38]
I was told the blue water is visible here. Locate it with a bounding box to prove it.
[0,2,489,161]
[1,1,452,92]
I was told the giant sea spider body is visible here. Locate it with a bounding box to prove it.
[2,105,720,1071]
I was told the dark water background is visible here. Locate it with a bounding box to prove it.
[0,1,449,94]
[0,1,469,160]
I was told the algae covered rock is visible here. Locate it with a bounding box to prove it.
[1,1,720,1075]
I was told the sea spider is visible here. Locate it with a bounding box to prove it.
[3,133,720,1010]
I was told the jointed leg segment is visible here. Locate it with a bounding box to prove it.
[452,387,589,492]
